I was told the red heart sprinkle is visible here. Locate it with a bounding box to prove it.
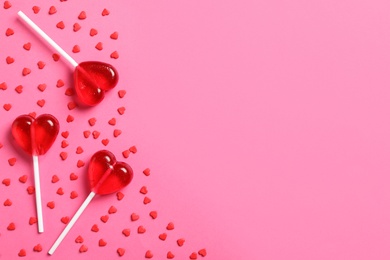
[143,197,152,204]
[143,168,151,176]
[102,139,109,146]
[27,186,35,194]
[158,233,167,241]
[47,201,55,209]
[52,175,59,183]
[56,21,65,29]
[61,216,70,224]
[166,222,174,230]
[110,51,119,59]
[108,205,117,214]
[29,217,37,225]
[189,253,198,259]
[7,222,16,230]
[122,228,130,237]
[67,101,77,110]
[102,8,110,16]
[90,28,98,36]
[61,131,69,138]
[198,249,207,257]
[49,6,57,15]
[4,198,12,206]
[177,238,185,247]
[122,150,130,158]
[76,146,84,154]
[79,245,88,253]
[0,82,7,90]
[18,249,26,257]
[83,131,91,138]
[37,61,46,69]
[78,11,86,20]
[100,215,109,223]
[5,28,14,36]
[4,1,11,9]
[37,99,45,107]
[2,178,11,186]
[167,251,175,259]
[117,248,125,256]
[131,213,139,221]
[75,235,84,243]
[73,23,81,32]
[19,175,28,183]
[22,67,31,76]
[92,131,100,139]
[95,42,103,50]
[8,157,16,166]
[108,118,116,125]
[33,244,42,252]
[118,90,126,98]
[129,146,137,153]
[60,152,68,160]
[61,140,69,148]
[91,224,99,232]
[56,188,64,195]
[72,45,80,53]
[70,191,78,199]
[140,186,148,194]
[116,191,124,200]
[88,118,97,126]
[137,226,146,234]
[37,83,46,92]
[32,6,40,14]
[57,79,65,88]
[145,250,153,258]
[4,104,12,111]
[66,115,74,122]
[23,42,31,50]
[110,32,118,40]
[149,211,157,219]
[77,160,85,168]
[70,173,78,180]
[15,85,23,93]
[113,129,122,137]
[52,53,60,61]
[6,56,14,64]
[99,239,107,247]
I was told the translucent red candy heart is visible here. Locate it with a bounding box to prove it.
[88,150,133,195]
[11,114,59,156]
[74,61,119,106]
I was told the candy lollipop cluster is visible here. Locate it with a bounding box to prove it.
[10,11,134,254]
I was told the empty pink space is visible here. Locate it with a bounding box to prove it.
[1,0,390,259]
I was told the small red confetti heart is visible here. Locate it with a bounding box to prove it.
[70,173,78,180]
[108,118,116,125]
[60,151,68,160]
[118,90,126,98]
[23,42,31,50]
[61,140,69,148]
[19,175,28,183]
[102,8,110,16]
[177,238,185,247]
[18,249,26,257]
[122,228,130,237]
[6,56,14,64]
[110,51,119,59]
[73,23,81,32]
[77,160,85,168]
[4,104,12,111]
[189,253,198,259]
[67,101,77,110]
[88,118,97,126]
[7,222,16,230]
[52,53,60,61]
[95,42,103,50]
[140,186,148,194]
[117,248,125,256]
[61,131,69,138]
[15,85,23,93]
[5,28,14,36]
[167,251,175,259]
[79,245,88,253]
[116,191,124,200]
[91,224,99,232]
[92,131,100,139]
[4,198,12,206]
[8,157,16,165]
[99,239,107,247]
[102,139,109,146]
[129,146,137,153]
[78,11,87,20]
[198,249,207,257]
[84,130,91,138]
[110,32,118,40]
[29,217,37,225]
[90,28,98,36]
[27,186,35,194]
[131,213,139,221]
[61,216,70,224]
[100,215,109,223]
[48,6,57,15]
[37,99,45,107]
[32,6,40,14]
[75,235,84,243]
[37,61,45,69]
[70,191,78,199]
[149,211,157,219]
[57,79,65,87]
[37,83,46,92]
[76,146,84,154]
[145,250,153,258]
[143,196,152,204]
[108,206,117,214]
[2,178,11,186]
[158,233,167,241]
[56,187,64,195]
[143,168,151,176]
[137,226,146,234]
[72,45,80,53]
[166,222,175,230]
[33,244,42,252]
[66,115,74,122]
[113,129,122,137]
[22,67,31,76]
[122,150,130,158]
[4,1,11,9]
[56,21,65,29]
[47,201,55,209]
[52,175,59,183]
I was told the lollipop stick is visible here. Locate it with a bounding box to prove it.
[17,11,78,68]
[48,191,96,255]
[32,155,44,233]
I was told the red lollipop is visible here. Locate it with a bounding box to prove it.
[48,150,133,255]
[12,114,60,233]
[18,11,119,106]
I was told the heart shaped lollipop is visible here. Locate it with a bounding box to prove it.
[48,150,133,255]
[18,11,119,106]
[12,114,60,233]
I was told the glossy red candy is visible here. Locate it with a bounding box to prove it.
[74,61,119,106]
[12,114,59,156]
[88,150,133,195]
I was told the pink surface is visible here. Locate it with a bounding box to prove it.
[2,0,390,259]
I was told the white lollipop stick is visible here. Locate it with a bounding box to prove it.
[17,11,78,68]
[48,191,96,255]
[32,155,44,233]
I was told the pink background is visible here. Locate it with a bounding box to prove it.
[1,0,390,259]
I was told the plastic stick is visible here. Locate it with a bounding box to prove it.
[32,155,44,233]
